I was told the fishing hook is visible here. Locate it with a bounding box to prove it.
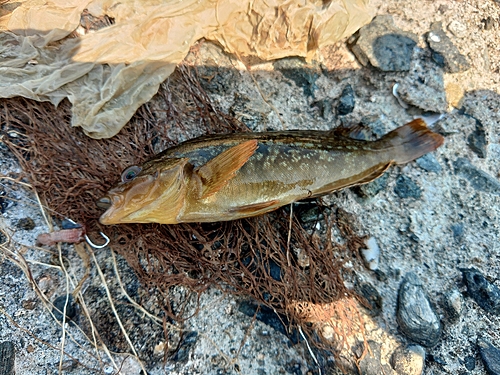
[85,232,110,249]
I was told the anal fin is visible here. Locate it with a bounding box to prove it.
[230,199,280,215]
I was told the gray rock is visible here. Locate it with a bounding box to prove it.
[461,268,500,315]
[441,288,464,323]
[337,84,355,115]
[467,121,488,158]
[0,341,15,375]
[396,273,441,347]
[394,175,422,199]
[416,154,442,173]
[390,345,426,375]
[453,158,500,196]
[426,22,470,73]
[348,15,418,71]
[478,339,500,375]
[395,57,448,112]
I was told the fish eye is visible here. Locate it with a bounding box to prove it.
[121,165,142,183]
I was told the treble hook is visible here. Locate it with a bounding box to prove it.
[85,232,110,249]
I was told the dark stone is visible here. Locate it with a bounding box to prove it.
[0,190,8,214]
[353,172,390,199]
[467,124,488,158]
[337,84,355,115]
[478,339,500,375]
[171,331,198,362]
[450,223,464,240]
[453,158,500,195]
[396,273,441,347]
[16,217,36,231]
[463,355,476,371]
[348,15,418,72]
[426,22,470,73]
[416,154,442,173]
[355,282,383,316]
[52,295,77,322]
[273,58,320,97]
[238,301,298,344]
[394,175,422,199]
[0,341,15,375]
[461,268,500,315]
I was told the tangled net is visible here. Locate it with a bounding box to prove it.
[1,64,369,368]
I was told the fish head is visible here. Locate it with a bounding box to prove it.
[98,158,190,224]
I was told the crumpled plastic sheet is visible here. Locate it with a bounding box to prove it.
[0,0,373,139]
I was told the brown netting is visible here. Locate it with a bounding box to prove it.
[0,64,368,364]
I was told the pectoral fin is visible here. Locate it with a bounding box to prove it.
[195,140,258,199]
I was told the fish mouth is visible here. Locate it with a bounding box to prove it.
[96,196,112,209]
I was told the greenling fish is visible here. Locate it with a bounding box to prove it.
[97,119,444,224]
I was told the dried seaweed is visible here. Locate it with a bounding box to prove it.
[1,64,367,363]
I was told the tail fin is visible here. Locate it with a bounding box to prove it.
[378,119,444,164]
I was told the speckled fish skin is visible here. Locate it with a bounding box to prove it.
[98,119,444,224]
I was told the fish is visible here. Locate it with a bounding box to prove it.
[97,119,444,224]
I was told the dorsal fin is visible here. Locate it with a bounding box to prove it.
[195,140,258,199]
[330,125,371,141]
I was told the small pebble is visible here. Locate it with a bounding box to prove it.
[16,217,36,231]
[0,341,15,375]
[445,82,465,108]
[394,175,422,199]
[360,237,380,271]
[337,84,355,115]
[478,339,500,375]
[390,345,425,375]
[447,20,468,38]
[52,295,77,322]
[453,158,500,196]
[441,288,464,323]
[461,268,500,315]
[396,273,441,347]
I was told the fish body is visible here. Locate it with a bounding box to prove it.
[98,119,444,224]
